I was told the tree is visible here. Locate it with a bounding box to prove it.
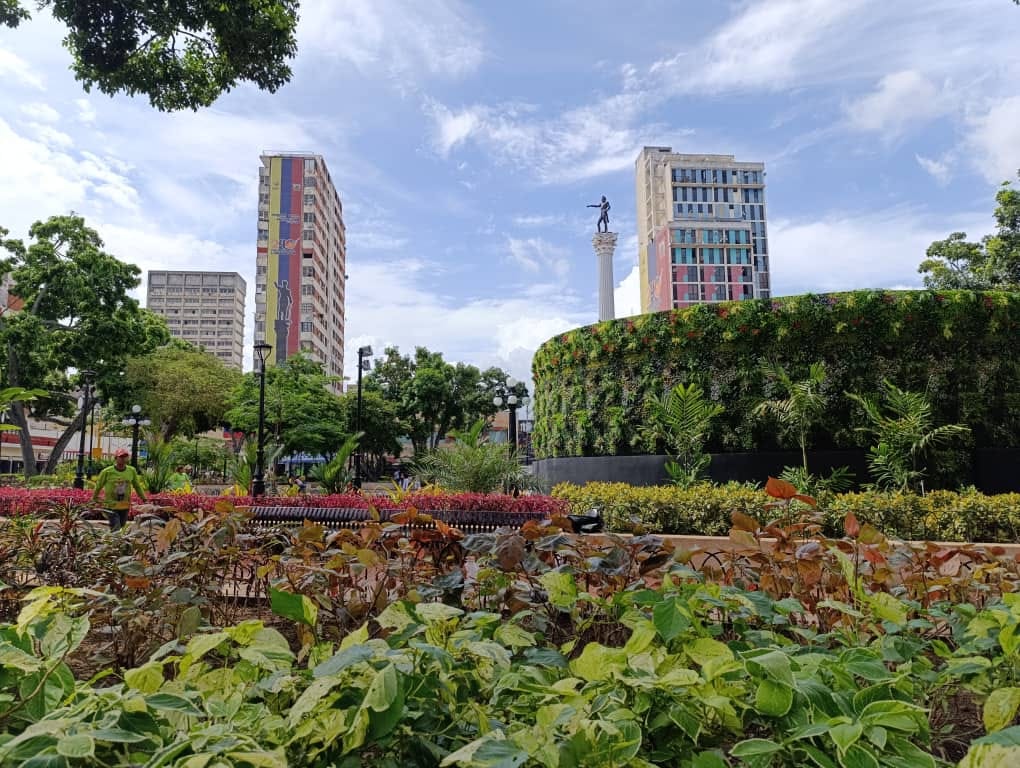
[754,361,828,473]
[367,346,514,455]
[847,380,971,492]
[1,0,299,111]
[918,172,1020,289]
[337,389,402,472]
[640,383,724,488]
[224,354,345,459]
[122,344,241,439]
[0,216,170,476]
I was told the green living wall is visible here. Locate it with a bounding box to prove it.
[531,290,1020,459]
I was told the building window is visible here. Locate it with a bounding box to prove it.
[302,229,314,240]
[301,285,315,295]
[256,265,267,275]
[303,176,316,187]
[303,213,315,223]
[255,321,265,333]
[302,267,314,278]
[303,194,314,205]
[300,322,312,332]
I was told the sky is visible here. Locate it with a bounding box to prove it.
[1,0,1019,391]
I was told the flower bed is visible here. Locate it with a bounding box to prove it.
[0,488,568,517]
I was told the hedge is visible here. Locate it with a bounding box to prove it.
[0,489,567,517]
[532,290,1020,473]
[551,482,1020,543]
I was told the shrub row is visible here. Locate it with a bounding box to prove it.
[0,488,567,517]
[551,482,1020,542]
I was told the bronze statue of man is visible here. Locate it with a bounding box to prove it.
[587,195,611,233]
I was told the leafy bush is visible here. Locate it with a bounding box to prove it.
[532,290,1020,482]
[552,481,1020,541]
[410,419,537,493]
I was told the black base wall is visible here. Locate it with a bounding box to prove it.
[534,450,1020,494]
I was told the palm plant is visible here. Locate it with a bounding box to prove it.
[140,428,174,493]
[847,379,970,492]
[308,432,361,494]
[227,439,285,495]
[754,361,827,473]
[410,419,535,493]
[640,383,724,488]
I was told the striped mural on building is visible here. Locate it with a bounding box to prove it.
[265,156,305,364]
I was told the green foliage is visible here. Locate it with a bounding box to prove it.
[1,1,300,111]
[225,354,346,459]
[779,464,856,496]
[308,432,361,493]
[123,345,241,439]
[754,360,828,472]
[411,419,536,493]
[0,216,170,476]
[919,171,1020,289]
[848,379,971,491]
[140,429,175,493]
[552,481,1020,541]
[532,290,1020,489]
[641,383,723,488]
[368,347,519,455]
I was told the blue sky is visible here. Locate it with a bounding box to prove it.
[1,0,1019,389]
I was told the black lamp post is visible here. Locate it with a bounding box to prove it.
[493,377,528,459]
[87,396,101,477]
[72,370,96,489]
[252,341,272,497]
[354,345,372,489]
[123,405,151,469]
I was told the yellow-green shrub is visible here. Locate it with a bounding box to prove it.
[551,482,1020,542]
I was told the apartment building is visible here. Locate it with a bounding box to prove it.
[636,147,770,312]
[255,152,346,390]
[146,271,246,369]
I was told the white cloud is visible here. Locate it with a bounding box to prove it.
[75,99,97,124]
[424,93,689,184]
[512,214,561,227]
[26,123,73,148]
[915,153,954,186]
[966,96,1020,185]
[650,0,869,94]
[299,0,484,79]
[613,264,641,319]
[769,207,991,296]
[0,49,44,89]
[506,237,570,279]
[845,71,948,137]
[20,102,59,123]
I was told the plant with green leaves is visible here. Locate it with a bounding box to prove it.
[641,382,724,488]
[410,418,536,493]
[754,360,829,474]
[308,432,362,494]
[847,379,971,491]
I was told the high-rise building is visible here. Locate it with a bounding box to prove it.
[255,152,346,388]
[146,271,246,369]
[635,147,770,313]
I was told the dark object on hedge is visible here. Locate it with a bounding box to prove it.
[249,506,547,535]
[566,511,604,534]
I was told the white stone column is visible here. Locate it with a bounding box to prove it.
[593,232,618,322]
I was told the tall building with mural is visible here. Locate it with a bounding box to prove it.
[635,147,770,313]
[255,152,346,390]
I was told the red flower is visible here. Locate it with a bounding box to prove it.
[718,308,729,319]
[687,331,698,339]
[738,324,748,333]
[751,328,761,335]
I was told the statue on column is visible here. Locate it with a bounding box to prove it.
[587,195,611,233]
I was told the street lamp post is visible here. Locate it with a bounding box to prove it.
[87,396,100,477]
[354,345,372,489]
[252,342,272,497]
[123,405,151,469]
[493,376,526,458]
[73,370,96,489]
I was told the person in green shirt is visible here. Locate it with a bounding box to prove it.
[91,447,147,530]
[168,465,190,491]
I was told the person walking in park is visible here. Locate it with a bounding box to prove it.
[91,447,147,530]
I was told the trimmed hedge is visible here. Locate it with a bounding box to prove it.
[551,482,1020,543]
[532,290,1020,473]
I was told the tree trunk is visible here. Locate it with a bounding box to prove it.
[6,345,37,477]
[44,409,86,475]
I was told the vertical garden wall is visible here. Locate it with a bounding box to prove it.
[531,290,1020,475]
